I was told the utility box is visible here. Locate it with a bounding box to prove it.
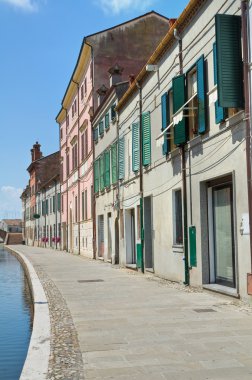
[189,226,197,267]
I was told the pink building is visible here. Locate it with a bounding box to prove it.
[56,12,172,256]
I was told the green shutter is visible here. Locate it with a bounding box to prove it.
[94,160,99,193]
[142,112,151,166]
[93,128,98,142]
[105,113,109,129]
[111,104,116,120]
[99,121,104,135]
[172,75,186,145]
[215,14,243,108]
[196,55,206,134]
[104,150,110,187]
[118,137,124,180]
[213,42,226,123]
[57,193,61,211]
[132,122,140,171]
[99,154,104,191]
[111,143,117,184]
[161,92,170,154]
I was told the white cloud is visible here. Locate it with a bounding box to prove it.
[0,186,22,219]
[95,0,155,14]
[0,0,39,12]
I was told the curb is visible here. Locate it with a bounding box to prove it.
[5,246,50,380]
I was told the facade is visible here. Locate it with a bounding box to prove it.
[93,65,129,263]
[56,12,172,257]
[21,143,61,248]
[0,219,22,233]
[116,0,252,299]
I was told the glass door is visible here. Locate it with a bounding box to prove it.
[213,185,235,288]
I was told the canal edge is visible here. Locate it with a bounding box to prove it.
[5,246,50,380]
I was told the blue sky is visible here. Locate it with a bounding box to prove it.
[0,0,188,218]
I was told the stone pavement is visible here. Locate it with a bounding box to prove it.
[10,245,252,380]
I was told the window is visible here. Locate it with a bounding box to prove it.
[111,142,117,184]
[61,194,64,212]
[74,98,77,114]
[57,193,60,212]
[99,120,104,136]
[94,160,99,193]
[72,144,78,171]
[66,114,69,128]
[93,128,98,143]
[53,195,55,213]
[104,150,110,187]
[105,113,109,129]
[118,137,124,180]
[72,104,74,118]
[84,128,88,157]
[99,154,105,191]
[132,122,140,171]
[111,104,116,120]
[80,84,84,100]
[75,196,78,223]
[84,78,87,95]
[173,189,183,245]
[66,154,70,177]
[142,112,151,166]
[84,189,88,220]
[60,128,63,140]
[82,191,84,220]
[81,133,84,161]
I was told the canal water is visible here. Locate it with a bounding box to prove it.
[0,245,32,380]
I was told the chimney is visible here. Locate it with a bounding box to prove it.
[31,141,42,162]
[97,85,108,107]
[108,64,124,87]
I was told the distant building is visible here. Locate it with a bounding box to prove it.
[21,142,61,248]
[0,219,22,233]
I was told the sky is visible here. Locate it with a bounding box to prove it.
[0,0,189,219]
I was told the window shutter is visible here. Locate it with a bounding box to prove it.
[94,160,99,193]
[196,55,206,134]
[142,112,151,166]
[172,74,186,145]
[104,150,110,187]
[132,122,140,171]
[93,128,98,142]
[46,200,48,215]
[215,14,243,108]
[111,104,116,120]
[161,92,170,154]
[99,121,104,136]
[99,154,105,191]
[111,143,117,184]
[118,137,124,180]
[105,113,109,129]
[213,42,226,123]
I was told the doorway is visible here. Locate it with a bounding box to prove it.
[98,215,104,258]
[208,183,236,288]
[125,208,136,264]
[144,196,153,269]
[114,217,119,264]
[107,213,112,261]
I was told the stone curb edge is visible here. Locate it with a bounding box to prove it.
[5,246,50,380]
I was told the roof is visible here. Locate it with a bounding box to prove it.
[2,219,22,226]
[56,11,170,123]
[117,0,205,111]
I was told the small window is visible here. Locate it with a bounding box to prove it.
[66,114,69,128]
[74,99,77,114]
[80,84,84,100]
[72,104,74,118]
[75,196,78,223]
[99,120,104,136]
[60,128,63,140]
[173,189,183,245]
[84,78,87,95]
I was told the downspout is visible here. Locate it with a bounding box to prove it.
[63,107,69,252]
[175,29,190,285]
[136,81,145,273]
[85,38,97,259]
[72,80,81,255]
[241,1,252,277]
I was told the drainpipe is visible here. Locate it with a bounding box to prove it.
[136,81,145,273]
[241,1,252,279]
[85,38,96,259]
[72,80,81,255]
[175,29,190,285]
[63,107,69,252]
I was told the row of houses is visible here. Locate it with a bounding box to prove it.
[21,0,252,300]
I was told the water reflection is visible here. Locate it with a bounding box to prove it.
[0,245,32,380]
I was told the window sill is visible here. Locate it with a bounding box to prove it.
[172,244,184,254]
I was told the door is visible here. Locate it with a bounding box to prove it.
[107,213,112,260]
[98,215,104,257]
[144,196,153,269]
[212,184,235,288]
[131,209,136,264]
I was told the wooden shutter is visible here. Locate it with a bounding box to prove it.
[99,121,104,136]
[196,55,206,134]
[99,154,105,191]
[132,122,140,171]
[104,150,110,187]
[142,112,151,166]
[172,75,186,145]
[215,14,243,108]
[93,128,98,142]
[94,160,99,193]
[118,137,124,180]
[213,42,226,123]
[105,113,109,129]
[161,92,170,154]
[111,142,117,184]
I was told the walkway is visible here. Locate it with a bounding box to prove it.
[9,245,252,380]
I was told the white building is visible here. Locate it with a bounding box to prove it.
[117,0,252,299]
